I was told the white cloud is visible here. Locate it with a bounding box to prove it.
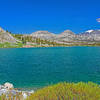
[97,18,100,23]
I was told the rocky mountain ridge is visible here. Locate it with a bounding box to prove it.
[0,26,100,45]
[77,30,100,42]
[31,29,100,43]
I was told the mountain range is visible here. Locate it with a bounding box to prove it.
[31,29,100,43]
[0,27,100,45]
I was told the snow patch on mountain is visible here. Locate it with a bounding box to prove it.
[86,30,94,33]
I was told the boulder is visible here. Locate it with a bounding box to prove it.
[4,82,14,89]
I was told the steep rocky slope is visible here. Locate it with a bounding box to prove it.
[0,27,17,43]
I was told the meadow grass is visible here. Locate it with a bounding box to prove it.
[27,82,100,100]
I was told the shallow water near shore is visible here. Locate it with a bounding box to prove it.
[0,47,100,89]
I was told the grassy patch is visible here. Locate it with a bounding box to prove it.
[0,42,23,48]
[27,82,100,100]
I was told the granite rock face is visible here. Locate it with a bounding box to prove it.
[31,31,57,40]
[77,30,100,42]
[0,27,17,43]
[56,30,76,42]
[31,29,100,43]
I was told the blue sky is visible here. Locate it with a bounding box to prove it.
[0,0,100,34]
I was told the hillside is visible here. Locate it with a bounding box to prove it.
[28,82,100,100]
[31,31,56,40]
[0,27,17,43]
[30,29,100,45]
[0,26,100,47]
[30,29,100,43]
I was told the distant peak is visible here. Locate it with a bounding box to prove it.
[63,30,73,33]
[32,30,53,35]
[86,30,94,33]
[61,30,74,35]
[35,31,49,33]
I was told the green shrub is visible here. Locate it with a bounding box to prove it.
[28,82,100,100]
[0,42,23,48]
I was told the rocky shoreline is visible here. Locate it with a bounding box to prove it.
[0,82,34,99]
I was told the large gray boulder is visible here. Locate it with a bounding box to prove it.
[4,82,14,89]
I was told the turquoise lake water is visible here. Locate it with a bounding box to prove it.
[0,47,100,89]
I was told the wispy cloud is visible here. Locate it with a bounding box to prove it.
[96,18,100,23]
